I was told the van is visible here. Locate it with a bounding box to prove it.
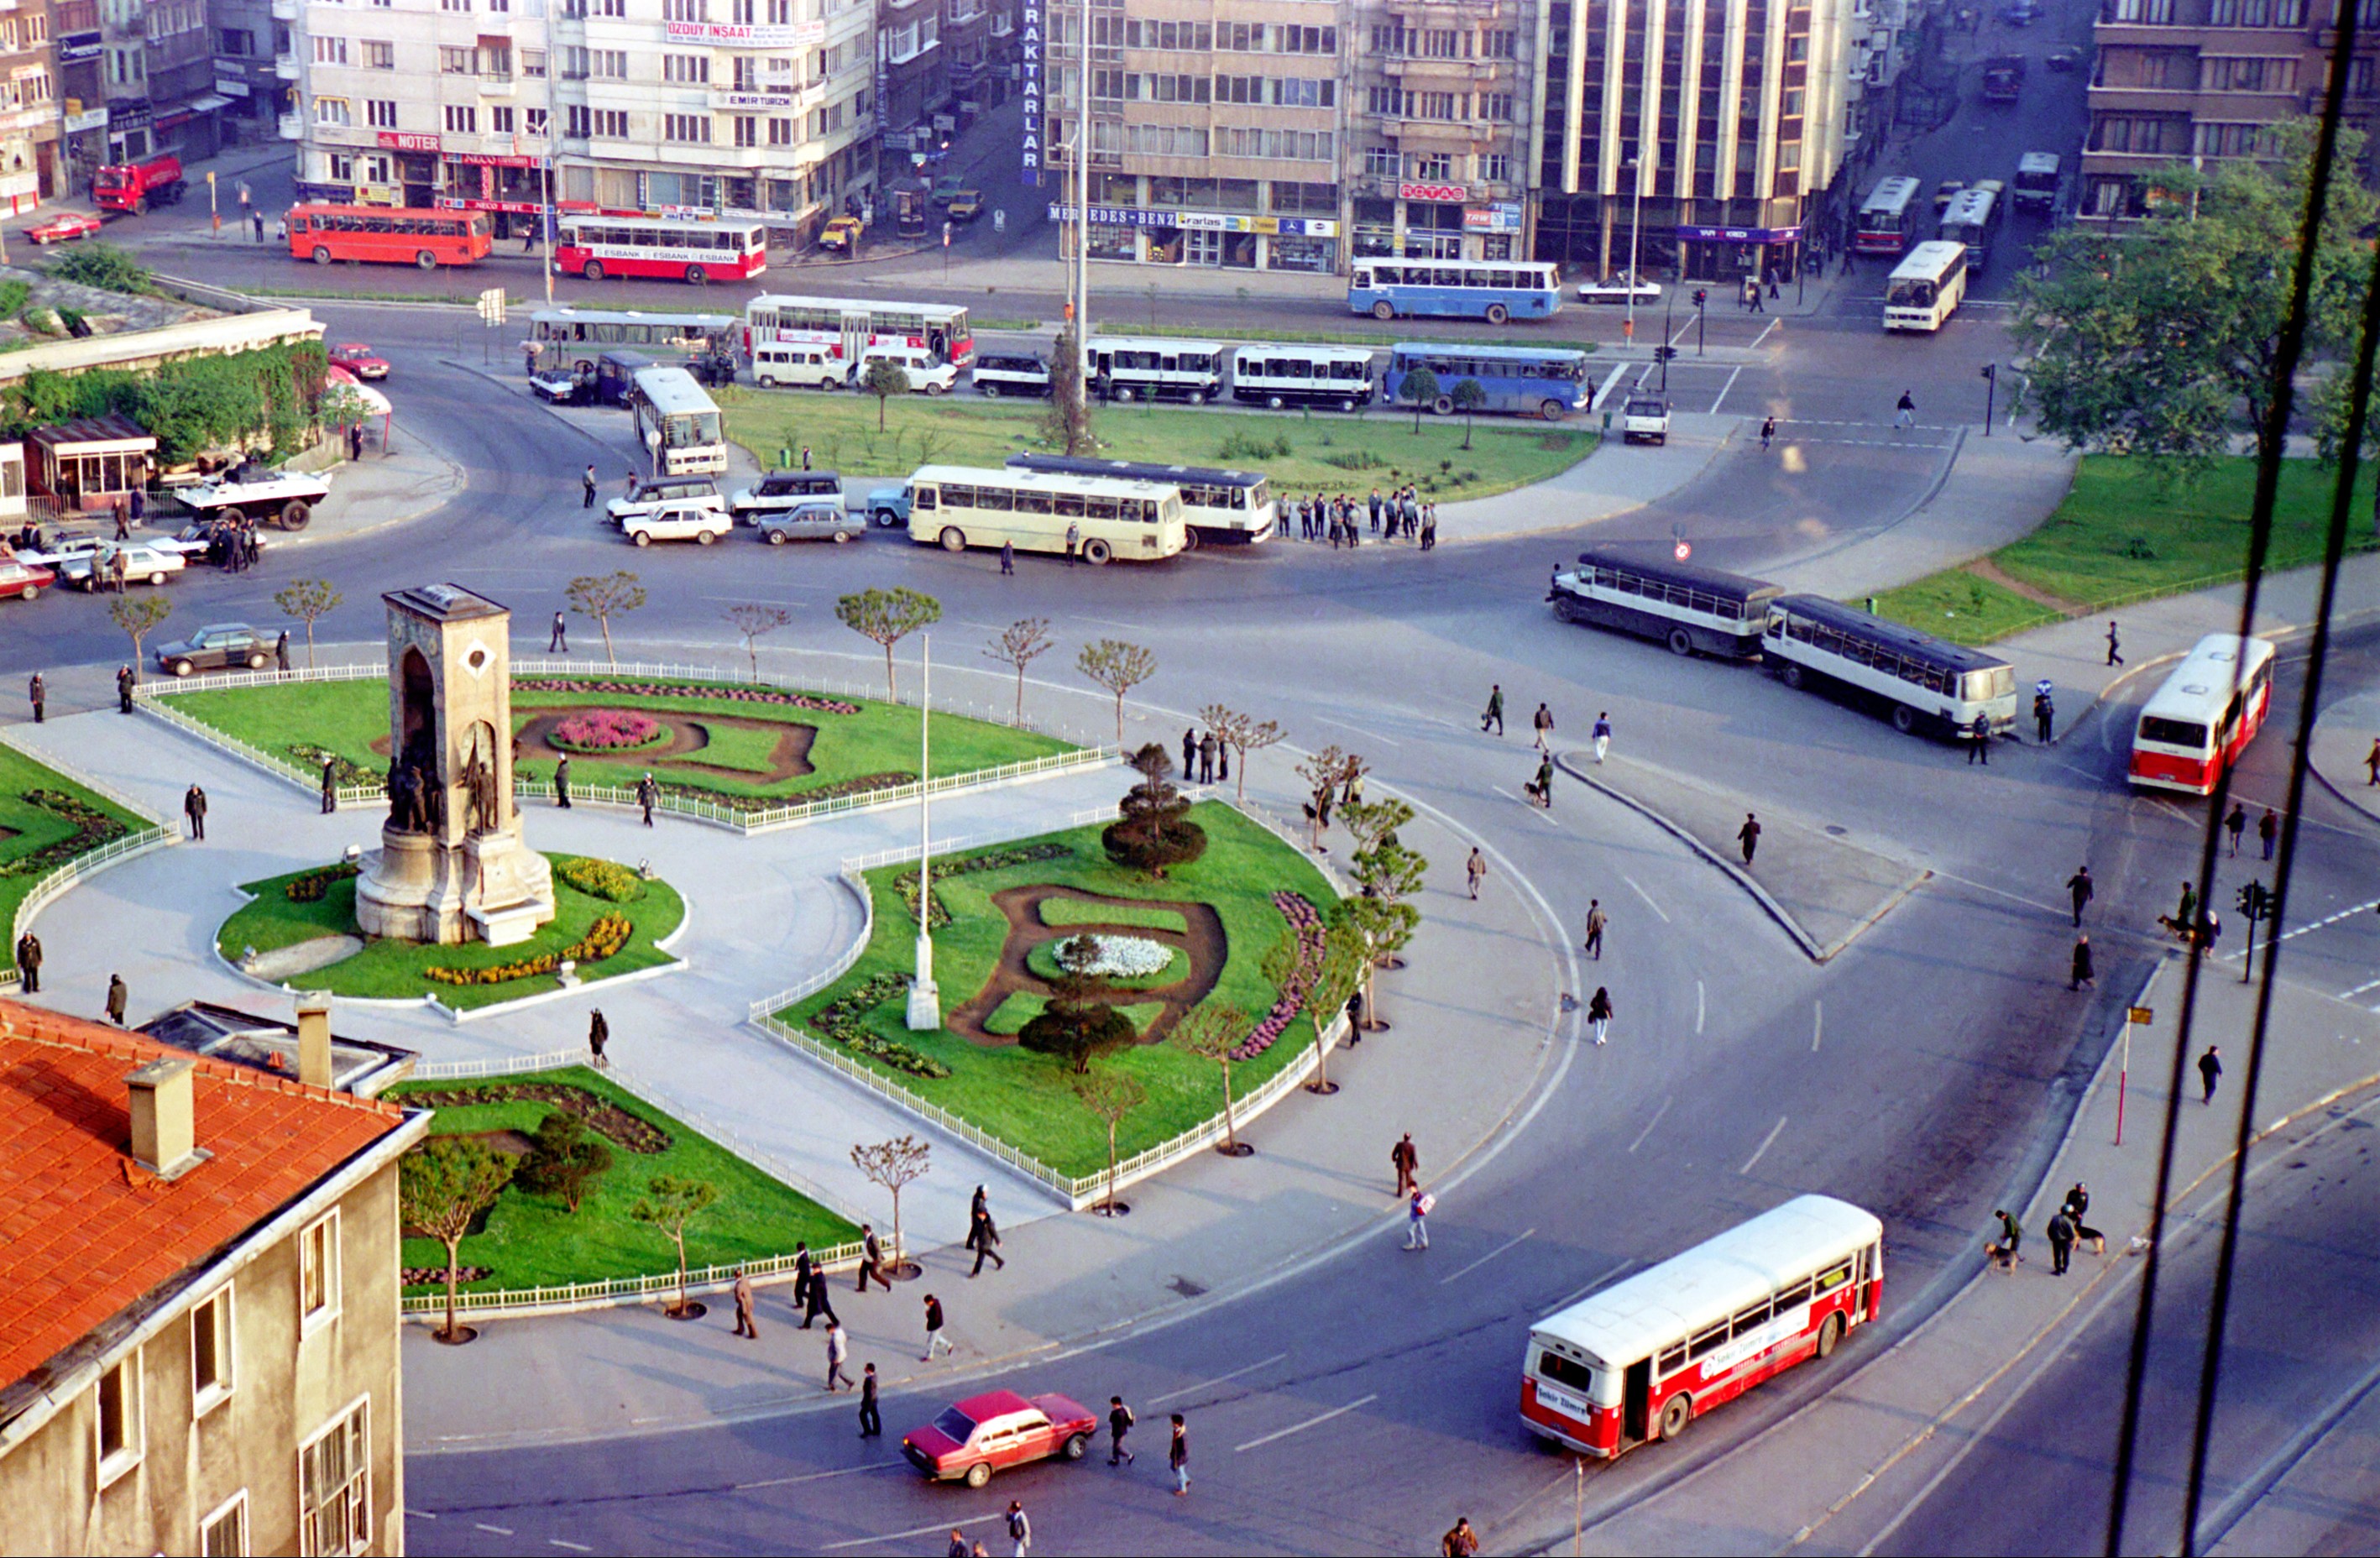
[607,476,727,526]
[850,345,957,395]
[972,353,1052,399]
[754,343,844,390]
[730,468,848,523]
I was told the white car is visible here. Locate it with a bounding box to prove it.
[58,541,186,590]
[1620,395,1673,445]
[620,504,733,547]
[1576,274,1663,305]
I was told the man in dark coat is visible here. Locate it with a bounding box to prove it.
[1181,728,1197,782]
[553,755,573,808]
[1481,684,1503,735]
[588,1009,609,1068]
[27,670,42,724]
[551,610,568,652]
[2199,1044,2223,1103]
[117,666,135,714]
[1391,1132,1419,1196]
[322,755,339,813]
[2069,933,2095,991]
[858,1362,881,1437]
[1968,712,1991,765]
[968,1185,1005,1275]
[857,1222,890,1290]
[105,972,128,1026]
[2067,865,2094,927]
[2045,1210,2075,1276]
[637,773,659,827]
[183,784,207,841]
[14,931,39,993]
[1738,813,1762,865]
[1198,731,1217,785]
[275,630,291,672]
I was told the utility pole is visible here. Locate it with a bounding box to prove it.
[1071,0,1092,437]
[1980,362,1997,436]
[906,636,942,1031]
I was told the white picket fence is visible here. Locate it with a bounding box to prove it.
[3,824,180,988]
[411,1047,583,1080]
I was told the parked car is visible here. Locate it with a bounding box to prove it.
[328,342,390,379]
[1576,272,1662,305]
[757,499,864,545]
[607,476,724,525]
[819,215,866,252]
[931,175,966,207]
[949,190,986,224]
[57,541,186,591]
[1996,0,2039,22]
[1933,179,1967,211]
[2044,44,2083,70]
[26,211,104,246]
[849,345,956,395]
[728,468,847,523]
[154,623,270,676]
[0,554,54,601]
[970,353,1052,399]
[158,518,272,567]
[531,369,596,405]
[619,504,733,547]
[902,1390,1097,1488]
[864,484,912,528]
[1621,395,1672,446]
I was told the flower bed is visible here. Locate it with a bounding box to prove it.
[515,677,862,716]
[556,857,644,902]
[548,709,666,753]
[285,861,359,902]
[1232,892,1326,1061]
[425,912,631,986]
[894,842,1071,929]
[644,770,916,815]
[808,970,951,1078]
[293,743,375,790]
[0,790,131,878]
[392,1080,672,1153]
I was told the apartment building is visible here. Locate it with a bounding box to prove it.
[0,1000,425,1555]
[95,0,228,164]
[210,0,282,144]
[0,1,60,213]
[1343,0,1540,262]
[2084,0,2377,217]
[288,0,876,241]
[1530,0,1858,286]
[58,0,105,192]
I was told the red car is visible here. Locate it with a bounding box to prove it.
[328,342,390,379]
[902,1389,1097,1488]
[0,554,55,601]
[26,210,103,246]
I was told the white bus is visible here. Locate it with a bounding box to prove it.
[1229,344,1377,412]
[1937,184,2003,267]
[628,366,727,477]
[1522,1196,1883,1459]
[1855,176,1925,254]
[1763,594,2017,740]
[1087,337,1227,405]
[904,464,1190,565]
[2128,634,2275,797]
[1006,453,1274,545]
[527,308,737,374]
[1548,547,1785,660]
[743,295,976,369]
[1884,241,1968,332]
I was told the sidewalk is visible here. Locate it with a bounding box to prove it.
[1438,410,1739,544]
[284,432,468,548]
[2309,690,2380,824]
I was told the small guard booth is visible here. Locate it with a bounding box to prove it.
[29,414,156,515]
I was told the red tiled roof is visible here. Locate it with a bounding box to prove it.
[0,1000,409,1400]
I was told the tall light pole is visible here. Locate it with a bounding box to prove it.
[1623,154,1645,346]
[906,635,942,1031]
[1071,0,1092,432]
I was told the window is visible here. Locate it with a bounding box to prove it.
[2105,0,2176,18]
[301,1211,341,1331]
[299,1399,371,1557]
[663,54,711,83]
[594,0,625,13]
[592,49,627,78]
[593,108,628,136]
[1480,91,1514,118]
[525,107,548,136]
[367,98,397,128]
[734,114,757,146]
[313,97,353,126]
[567,104,592,137]
[523,48,547,77]
[312,35,347,63]
[1479,152,1512,183]
[1364,145,1399,175]
[1730,1299,1774,1339]
[559,44,588,78]
[439,45,473,73]
[95,1355,141,1486]
[441,0,470,10]
[1535,1347,1595,1392]
[2208,0,2304,20]
[201,1492,249,1558]
[220,28,254,55]
[768,117,792,145]
[363,39,392,67]
[664,0,708,16]
[490,105,515,133]
[664,113,714,143]
[1406,151,1454,180]
[2194,120,2267,155]
[1483,29,1519,56]
[327,152,353,181]
[1686,1321,1729,1361]
[444,103,478,133]
[2200,55,2295,89]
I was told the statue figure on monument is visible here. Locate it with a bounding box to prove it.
[422,767,447,833]
[461,727,499,834]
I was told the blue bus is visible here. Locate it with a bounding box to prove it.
[1348,259,1563,324]
[1383,343,1591,422]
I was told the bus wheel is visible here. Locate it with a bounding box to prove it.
[416,250,437,269]
[1372,301,1395,322]
[1891,705,1917,735]
[1180,528,1200,551]
[1658,1393,1692,1440]
[583,261,605,281]
[1266,394,1285,410]
[685,264,708,285]
[1667,628,1694,657]
[280,500,311,531]
[1082,538,1112,566]
[1185,390,1206,405]
[939,527,966,552]
[1432,395,1454,416]
[1782,664,1806,690]
[1341,398,1359,413]
[980,383,1000,399]
[1540,400,1567,421]
[312,245,333,265]
[1114,387,1136,403]
[1486,302,1511,325]
[1815,1312,1845,1360]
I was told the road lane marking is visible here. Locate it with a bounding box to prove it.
[1812,1000,1823,1053]
[1233,1393,1378,1453]
[1627,1097,1671,1155]
[1317,714,1399,747]
[1696,980,1706,1034]
[547,1542,594,1553]
[1148,1351,1289,1405]
[1740,1116,1787,1176]
[730,1464,906,1491]
[405,1509,437,1520]
[1750,319,1781,348]
[1623,875,1671,923]
[1440,1228,1537,1285]
[2339,974,2380,1000]
[1493,787,1562,828]
[820,1513,1006,1551]
[474,1524,515,1537]
[1708,364,1744,416]
[1591,362,1631,411]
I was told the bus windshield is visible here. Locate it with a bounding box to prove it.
[1886,278,1938,307]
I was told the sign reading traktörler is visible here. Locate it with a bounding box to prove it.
[1018,0,1042,186]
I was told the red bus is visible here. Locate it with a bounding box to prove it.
[555,215,768,285]
[288,206,493,269]
[2128,634,2275,797]
[1522,1196,1882,1459]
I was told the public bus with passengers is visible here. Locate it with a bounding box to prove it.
[1763,594,2017,740]
[1548,547,1785,660]
[1936,182,2003,267]
[287,205,492,269]
[1384,344,1590,422]
[527,308,737,373]
[2128,634,2276,796]
[1229,344,1377,412]
[1086,338,1228,405]
[1347,259,1564,324]
[627,366,727,477]
[1883,241,1969,332]
[555,215,768,285]
[902,465,1190,566]
[1854,176,1925,255]
[1007,452,1274,546]
[1522,1196,1883,1459]
[744,295,976,369]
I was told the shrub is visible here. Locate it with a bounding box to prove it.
[0,790,131,878]
[513,1110,615,1212]
[1017,1001,1138,1073]
[423,912,633,986]
[42,243,152,295]
[805,970,951,1078]
[1232,891,1326,1061]
[1216,430,1294,462]
[291,743,374,790]
[557,857,644,902]
[512,677,860,714]
[285,862,359,902]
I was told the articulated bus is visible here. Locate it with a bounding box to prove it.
[1763,595,2017,740]
[628,367,727,477]
[1229,344,1377,412]
[1937,183,2004,267]
[288,205,491,269]
[2129,634,2276,796]
[1007,452,1274,546]
[528,309,737,374]
[1549,547,1784,659]
[903,465,1189,566]
[744,295,976,369]
[1347,259,1563,324]
[1884,241,1969,332]
[1522,1196,1883,1459]
[1854,176,1925,255]
[555,215,767,285]
[1384,344,1589,422]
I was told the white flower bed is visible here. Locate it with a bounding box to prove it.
[1063,933,1175,979]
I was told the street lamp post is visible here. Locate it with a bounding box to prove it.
[1980,362,1998,436]
[1624,155,1645,346]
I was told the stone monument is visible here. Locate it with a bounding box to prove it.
[353,585,557,947]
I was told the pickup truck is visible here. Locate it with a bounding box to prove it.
[171,467,332,530]
[1620,395,1672,446]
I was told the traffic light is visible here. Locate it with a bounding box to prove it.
[2235,881,2271,921]
[1655,346,1677,361]
[1692,289,1708,308]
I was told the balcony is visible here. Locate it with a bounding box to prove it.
[271,0,296,16]
[279,111,305,139]
[275,50,301,80]
[1381,55,1512,81]
[1385,115,1496,147]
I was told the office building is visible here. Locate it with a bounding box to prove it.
[0,0,60,214]
[1344,0,1540,263]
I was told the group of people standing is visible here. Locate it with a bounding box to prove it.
[1287,486,1441,552]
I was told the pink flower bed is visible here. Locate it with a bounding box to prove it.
[517,677,861,715]
[1232,891,1326,1061]
[551,709,663,750]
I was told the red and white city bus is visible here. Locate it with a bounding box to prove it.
[1521,1195,1883,1459]
[2128,634,2275,797]
[555,215,768,285]
[1854,176,1925,255]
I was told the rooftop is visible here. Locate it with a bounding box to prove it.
[137,999,418,1098]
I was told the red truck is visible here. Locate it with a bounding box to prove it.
[93,154,186,215]
[1981,54,2027,102]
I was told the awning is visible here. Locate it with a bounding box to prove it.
[326,366,393,416]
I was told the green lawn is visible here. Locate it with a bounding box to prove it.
[719,388,1596,505]
[0,744,149,954]
[1034,899,1189,933]
[786,802,1335,1179]
[1873,455,2380,643]
[160,674,1072,806]
[219,855,684,1011]
[388,1065,856,1295]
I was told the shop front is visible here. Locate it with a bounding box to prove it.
[1674,222,1804,288]
[1049,202,1339,273]
[1351,184,1530,264]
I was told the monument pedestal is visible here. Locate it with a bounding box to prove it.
[355,824,555,948]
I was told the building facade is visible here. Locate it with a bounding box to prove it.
[0,1001,424,1556]
[1343,0,1540,263]
[0,0,60,214]
[57,0,106,194]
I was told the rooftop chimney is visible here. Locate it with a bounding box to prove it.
[127,1057,205,1179]
[295,992,334,1090]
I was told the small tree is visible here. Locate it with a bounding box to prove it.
[1200,703,1285,805]
[630,1175,719,1318]
[1077,638,1157,745]
[1103,742,1207,876]
[860,357,911,431]
[983,617,1056,724]
[1399,366,1442,433]
[272,578,343,668]
[1043,321,1093,456]
[513,1110,613,1212]
[1074,1067,1147,1215]
[108,595,171,683]
[1451,379,1488,450]
[850,1134,931,1278]
[835,586,942,700]
[1295,745,1364,851]
[1018,934,1138,1073]
[1335,892,1420,1031]
[565,570,646,666]
[400,1137,516,1343]
[724,602,793,677]
[1263,915,1366,1096]
[1172,999,1253,1155]
[1338,797,1414,859]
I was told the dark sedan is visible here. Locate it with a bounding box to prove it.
[154,623,270,676]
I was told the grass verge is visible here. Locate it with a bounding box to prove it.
[0,744,149,944]
[389,1065,855,1295]
[1868,571,2065,646]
